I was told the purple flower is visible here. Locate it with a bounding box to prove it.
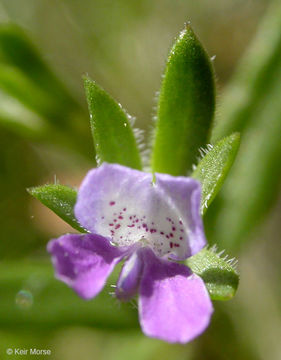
[47,163,213,343]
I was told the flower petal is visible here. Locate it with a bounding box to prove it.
[116,249,143,301]
[75,163,150,236]
[47,233,128,299]
[75,163,202,259]
[139,248,213,344]
[156,173,206,256]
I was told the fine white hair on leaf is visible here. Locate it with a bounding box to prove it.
[133,128,145,148]
[227,258,239,267]
[192,163,197,172]
[198,145,211,159]
[144,87,161,172]
[115,103,146,164]
[95,155,102,167]
[115,102,150,171]
[141,148,151,172]
[127,114,136,127]
[195,143,214,169]
[201,200,209,215]
[154,90,160,101]
[209,244,218,253]
[217,249,226,257]
[116,101,136,127]
[208,244,239,271]
[148,119,157,149]
[132,127,150,169]
[143,123,157,173]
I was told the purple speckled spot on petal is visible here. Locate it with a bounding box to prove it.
[75,163,205,260]
[156,173,206,256]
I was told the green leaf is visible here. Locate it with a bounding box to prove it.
[84,76,142,169]
[151,24,215,176]
[28,185,85,232]
[192,133,240,215]
[187,247,239,301]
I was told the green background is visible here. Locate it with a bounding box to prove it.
[0,0,280,359]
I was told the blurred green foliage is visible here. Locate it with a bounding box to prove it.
[0,0,280,359]
[0,129,46,258]
[206,0,281,251]
[0,261,138,330]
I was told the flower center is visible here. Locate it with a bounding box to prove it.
[96,200,188,258]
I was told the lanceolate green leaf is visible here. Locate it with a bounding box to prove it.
[152,24,215,176]
[192,133,240,215]
[187,248,239,301]
[28,185,85,232]
[84,76,142,170]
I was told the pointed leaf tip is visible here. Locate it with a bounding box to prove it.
[84,76,142,170]
[187,247,239,301]
[151,25,216,176]
[192,133,240,214]
[28,184,85,232]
